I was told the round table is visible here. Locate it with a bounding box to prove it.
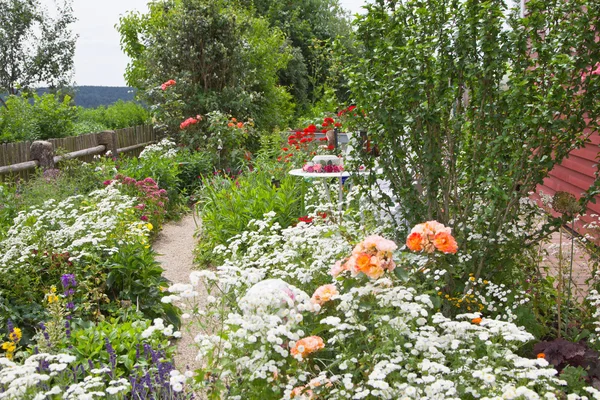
[288,168,370,213]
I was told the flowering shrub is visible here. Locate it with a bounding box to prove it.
[174,211,600,399]
[0,343,191,399]
[0,185,168,338]
[178,111,257,170]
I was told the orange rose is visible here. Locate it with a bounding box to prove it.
[291,336,325,358]
[406,232,424,252]
[355,253,371,270]
[237,122,244,128]
[433,231,458,254]
[227,122,235,127]
[362,264,385,279]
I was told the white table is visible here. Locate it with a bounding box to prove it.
[289,169,370,213]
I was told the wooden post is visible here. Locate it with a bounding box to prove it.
[30,141,55,170]
[97,130,118,158]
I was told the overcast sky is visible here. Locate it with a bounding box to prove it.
[40,0,368,87]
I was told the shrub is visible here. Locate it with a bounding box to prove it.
[0,93,76,142]
[76,100,150,130]
[196,168,302,266]
[344,0,600,285]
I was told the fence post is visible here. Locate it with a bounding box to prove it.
[30,141,55,170]
[97,130,118,158]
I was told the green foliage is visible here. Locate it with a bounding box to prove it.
[0,93,147,142]
[76,100,150,130]
[0,93,77,142]
[242,0,353,113]
[346,0,600,284]
[117,0,295,131]
[196,166,302,266]
[179,111,257,171]
[176,148,213,195]
[69,318,174,377]
[104,247,180,329]
[0,0,76,96]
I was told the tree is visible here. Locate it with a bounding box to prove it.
[346,0,600,284]
[118,0,293,130]
[0,0,76,106]
[241,0,353,112]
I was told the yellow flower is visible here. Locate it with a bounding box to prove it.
[483,280,489,284]
[146,223,153,231]
[50,285,57,293]
[9,328,21,343]
[47,294,59,304]
[469,277,475,282]
[1,341,16,359]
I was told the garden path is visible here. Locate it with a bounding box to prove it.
[154,213,204,372]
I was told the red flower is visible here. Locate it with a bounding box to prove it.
[318,137,328,142]
[324,117,335,125]
[161,79,176,90]
[335,122,342,128]
[299,216,314,224]
[321,129,328,133]
[282,147,289,151]
[304,124,317,133]
[322,122,329,127]
[327,145,335,150]
[319,212,327,219]
[348,105,356,112]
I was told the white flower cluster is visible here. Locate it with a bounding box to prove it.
[179,207,600,399]
[139,138,178,159]
[0,186,149,272]
[0,353,129,399]
[194,279,313,383]
[140,318,182,339]
[281,282,592,400]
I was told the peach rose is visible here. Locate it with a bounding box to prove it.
[433,231,458,254]
[360,263,385,279]
[406,232,424,252]
[291,336,325,358]
[330,260,346,277]
[311,284,338,306]
[362,235,398,253]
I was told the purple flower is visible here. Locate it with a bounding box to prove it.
[65,320,71,340]
[105,338,116,376]
[66,302,75,310]
[39,323,50,346]
[60,274,77,290]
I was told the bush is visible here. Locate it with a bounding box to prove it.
[76,100,150,130]
[0,93,76,142]
[195,167,302,266]
[344,0,600,285]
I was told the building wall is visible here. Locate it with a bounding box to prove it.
[534,128,600,240]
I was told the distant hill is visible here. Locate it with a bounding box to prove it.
[37,86,138,108]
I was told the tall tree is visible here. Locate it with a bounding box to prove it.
[118,0,293,130]
[241,0,353,111]
[0,0,77,106]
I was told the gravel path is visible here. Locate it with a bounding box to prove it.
[154,213,205,372]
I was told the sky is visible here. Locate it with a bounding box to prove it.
[40,0,368,87]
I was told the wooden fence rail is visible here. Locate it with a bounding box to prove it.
[0,124,155,181]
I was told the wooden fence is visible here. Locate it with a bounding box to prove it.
[0,124,155,182]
